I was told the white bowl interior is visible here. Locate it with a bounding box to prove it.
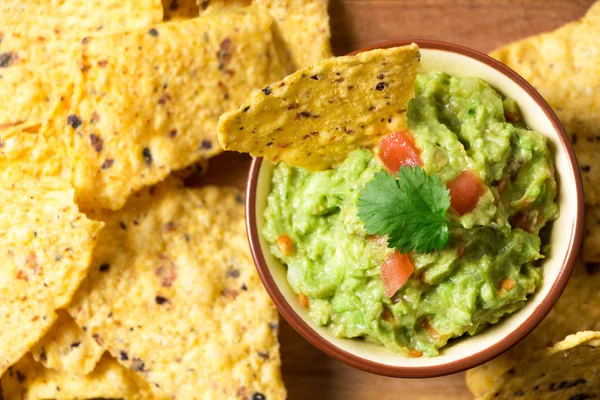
[254,47,578,368]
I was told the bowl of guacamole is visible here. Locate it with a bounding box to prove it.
[246,40,584,377]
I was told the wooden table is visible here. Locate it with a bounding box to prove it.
[203,1,595,398]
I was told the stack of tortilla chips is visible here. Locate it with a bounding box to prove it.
[467,1,600,398]
[0,0,331,398]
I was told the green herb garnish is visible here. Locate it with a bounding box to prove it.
[357,166,451,254]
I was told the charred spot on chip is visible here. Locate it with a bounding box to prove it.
[119,350,129,361]
[81,36,90,45]
[221,288,239,298]
[257,351,269,359]
[67,114,82,129]
[241,284,248,291]
[101,158,114,169]
[218,37,233,70]
[39,348,47,361]
[252,392,266,400]
[169,129,178,138]
[92,333,103,346]
[163,221,177,232]
[158,93,171,105]
[90,111,101,124]
[155,295,168,305]
[99,263,110,272]
[243,106,250,112]
[585,262,599,275]
[227,268,240,278]
[262,86,272,95]
[89,134,104,152]
[571,134,578,144]
[554,378,588,390]
[200,0,209,9]
[132,357,146,371]
[70,341,81,348]
[375,82,389,91]
[119,221,127,230]
[200,139,213,150]
[142,147,153,166]
[310,75,319,80]
[0,52,14,68]
[149,28,159,37]
[15,370,25,383]
[581,165,591,172]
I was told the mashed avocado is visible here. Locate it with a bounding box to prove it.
[263,72,558,357]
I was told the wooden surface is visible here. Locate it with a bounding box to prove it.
[204,1,595,399]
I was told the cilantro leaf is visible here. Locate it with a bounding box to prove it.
[357,166,451,254]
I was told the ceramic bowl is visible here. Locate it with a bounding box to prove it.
[246,40,584,377]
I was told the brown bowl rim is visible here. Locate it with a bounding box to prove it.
[246,39,584,378]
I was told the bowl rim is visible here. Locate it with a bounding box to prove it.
[246,39,585,378]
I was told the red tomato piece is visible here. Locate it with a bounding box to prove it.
[380,252,414,298]
[379,131,422,173]
[447,170,486,215]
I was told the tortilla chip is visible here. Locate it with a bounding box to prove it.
[466,258,600,396]
[0,1,163,128]
[30,311,104,375]
[254,0,332,69]
[162,0,200,20]
[477,331,600,399]
[490,1,600,205]
[66,8,286,211]
[202,0,332,70]
[1,353,159,400]
[1,0,162,42]
[218,44,420,171]
[0,179,102,376]
[68,180,285,399]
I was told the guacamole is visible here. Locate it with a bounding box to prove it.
[263,72,558,357]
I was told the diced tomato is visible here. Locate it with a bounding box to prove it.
[276,234,294,256]
[500,278,515,291]
[299,293,309,308]
[378,131,422,173]
[447,170,487,215]
[407,349,423,358]
[380,252,414,298]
